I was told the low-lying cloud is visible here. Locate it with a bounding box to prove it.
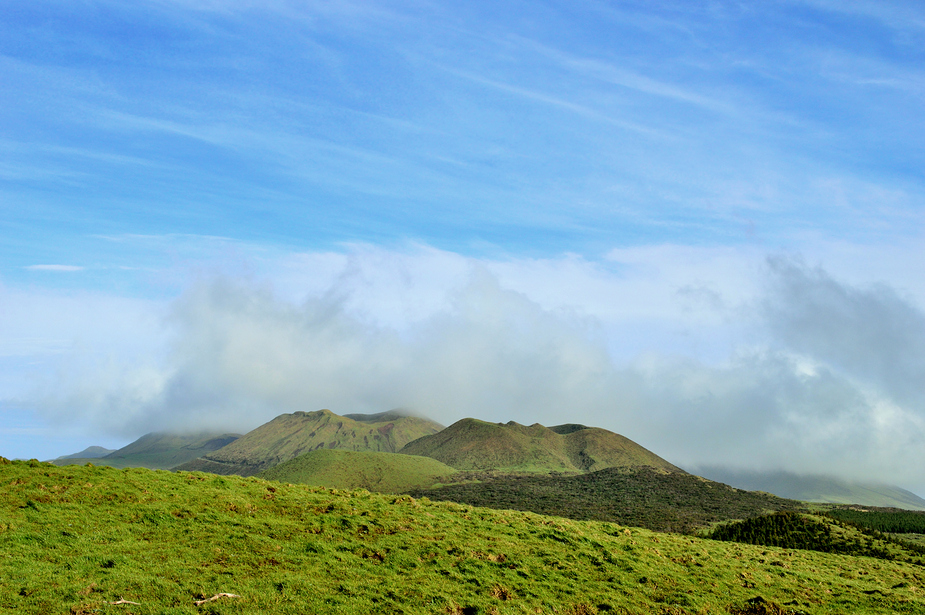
[763,256,925,409]
[44,268,619,435]
[11,246,925,491]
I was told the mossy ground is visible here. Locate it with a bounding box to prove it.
[1,459,923,614]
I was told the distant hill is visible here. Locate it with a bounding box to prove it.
[53,446,115,460]
[398,418,683,473]
[696,467,925,511]
[51,432,241,470]
[258,449,458,493]
[174,409,444,477]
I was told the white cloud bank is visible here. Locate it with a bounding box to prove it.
[5,243,925,491]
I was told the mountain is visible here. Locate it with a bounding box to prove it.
[257,449,458,493]
[398,418,683,473]
[695,467,925,511]
[51,432,241,470]
[54,446,115,460]
[174,409,444,476]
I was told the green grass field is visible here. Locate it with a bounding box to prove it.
[257,449,458,493]
[2,458,923,614]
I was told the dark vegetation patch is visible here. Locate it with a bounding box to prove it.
[407,466,800,533]
[728,595,796,615]
[709,511,925,565]
[825,507,925,534]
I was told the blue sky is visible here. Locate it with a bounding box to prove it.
[2,1,925,492]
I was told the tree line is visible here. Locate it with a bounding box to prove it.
[708,511,925,565]
[825,508,925,534]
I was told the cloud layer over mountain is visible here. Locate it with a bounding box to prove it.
[9,243,925,492]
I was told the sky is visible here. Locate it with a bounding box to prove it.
[2,1,925,493]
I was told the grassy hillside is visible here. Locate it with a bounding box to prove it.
[697,467,925,511]
[175,409,444,477]
[410,467,802,534]
[399,418,681,473]
[343,410,420,423]
[3,459,924,614]
[257,449,458,493]
[51,432,241,470]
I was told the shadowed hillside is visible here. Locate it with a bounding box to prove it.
[409,466,800,533]
[175,409,444,476]
[51,432,241,470]
[399,418,683,473]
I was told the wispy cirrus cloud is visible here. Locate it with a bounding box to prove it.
[25,265,85,272]
[790,0,925,36]
[507,35,733,115]
[430,63,671,138]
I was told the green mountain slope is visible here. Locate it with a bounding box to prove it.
[399,418,682,473]
[697,467,925,511]
[2,459,923,614]
[50,432,241,470]
[175,409,444,476]
[409,466,800,533]
[257,449,457,493]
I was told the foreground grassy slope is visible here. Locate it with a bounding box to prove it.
[176,410,444,477]
[3,459,923,615]
[51,432,241,470]
[400,418,682,473]
[409,467,802,534]
[257,449,458,493]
